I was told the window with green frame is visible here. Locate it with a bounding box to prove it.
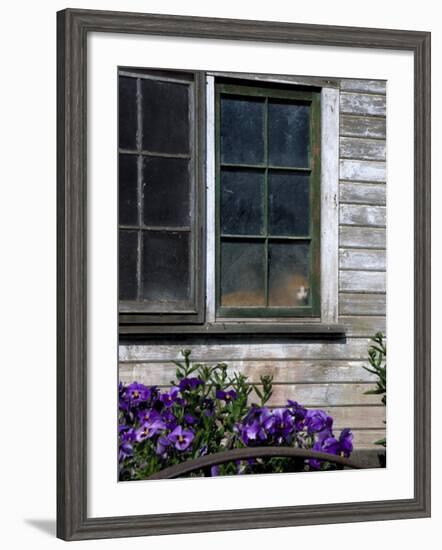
[215,82,321,318]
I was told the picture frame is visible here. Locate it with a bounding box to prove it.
[57,8,431,541]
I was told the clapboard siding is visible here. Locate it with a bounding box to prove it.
[119,339,374,362]
[339,248,386,271]
[119,359,379,386]
[340,137,386,161]
[340,160,386,182]
[340,79,386,94]
[349,430,386,449]
[339,271,386,293]
[340,115,386,139]
[339,293,386,315]
[340,204,386,227]
[118,78,387,451]
[340,182,386,205]
[340,92,386,116]
[340,226,386,249]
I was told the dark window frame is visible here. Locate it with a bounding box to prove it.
[215,81,322,319]
[118,68,206,326]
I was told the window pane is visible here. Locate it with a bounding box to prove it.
[119,76,138,150]
[142,157,190,227]
[268,101,310,167]
[268,242,310,307]
[142,231,190,302]
[220,169,264,235]
[268,171,310,236]
[119,230,138,300]
[220,240,265,306]
[119,154,138,226]
[220,95,265,165]
[141,79,189,155]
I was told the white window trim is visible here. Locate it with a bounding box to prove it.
[205,75,339,324]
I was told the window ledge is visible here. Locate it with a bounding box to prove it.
[119,322,346,339]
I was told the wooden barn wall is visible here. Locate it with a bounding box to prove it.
[119,78,387,450]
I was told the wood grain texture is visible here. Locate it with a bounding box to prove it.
[119,359,379,385]
[339,315,386,336]
[340,226,386,249]
[339,248,386,271]
[340,137,386,161]
[340,92,386,116]
[339,293,386,315]
[340,182,386,205]
[340,204,386,226]
[119,338,374,362]
[340,79,386,94]
[339,271,386,293]
[320,87,340,323]
[340,159,386,182]
[340,115,386,139]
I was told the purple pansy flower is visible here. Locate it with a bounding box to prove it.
[161,408,178,430]
[286,400,307,429]
[137,408,161,424]
[184,412,197,425]
[216,389,237,402]
[119,441,133,461]
[168,426,195,451]
[210,465,220,476]
[160,387,179,408]
[305,409,333,434]
[271,408,294,441]
[156,435,171,458]
[118,425,136,461]
[178,377,203,392]
[135,418,166,442]
[125,382,151,406]
[338,428,353,457]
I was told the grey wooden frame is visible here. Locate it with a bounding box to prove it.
[57,8,431,541]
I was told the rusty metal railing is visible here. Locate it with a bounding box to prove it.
[148,447,362,480]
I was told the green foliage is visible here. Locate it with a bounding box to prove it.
[363,332,386,447]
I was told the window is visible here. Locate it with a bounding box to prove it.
[118,69,204,324]
[215,82,321,318]
[118,68,340,333]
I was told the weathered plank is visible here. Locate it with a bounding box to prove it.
[339,315,386,337]
[340,79,386,95]
[340,92,386,116]
[119,338,373,362]
[340,115,386,139]
[339,271,386,293]
[250,383,381,407]
[340,204,386,227]
[340,182,386,206]
[322,406,386,430]
[321,87,340,324]
[119,359,378,386]
[339,293,386,316]
[340,137,386,161]
[349,429,386,450]
[340,159,386,182]
[340,226,386,249]
[339,248,386,271]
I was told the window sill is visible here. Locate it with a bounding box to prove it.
[119,322,346,339]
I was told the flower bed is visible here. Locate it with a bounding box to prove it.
[119,350,353,480]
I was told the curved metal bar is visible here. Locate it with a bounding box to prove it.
[148,447,362,479]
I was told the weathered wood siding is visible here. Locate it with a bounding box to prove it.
[119,78,387,451]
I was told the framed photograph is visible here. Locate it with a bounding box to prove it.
[57,8,431,541]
